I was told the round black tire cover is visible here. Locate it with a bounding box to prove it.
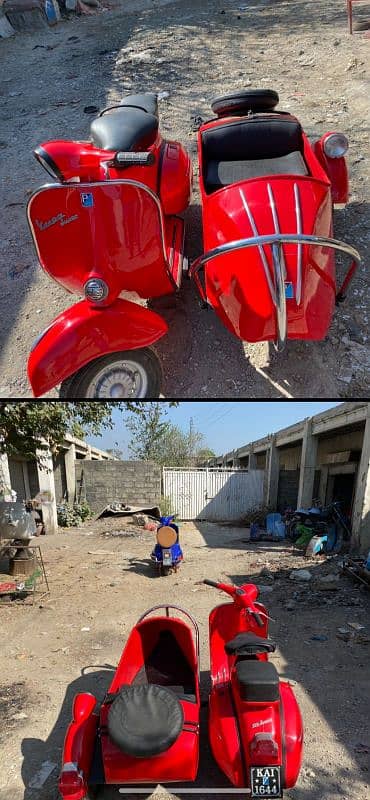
[107,685,184,757]
[211,89,279,116]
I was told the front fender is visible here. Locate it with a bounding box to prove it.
[28,298,168,397]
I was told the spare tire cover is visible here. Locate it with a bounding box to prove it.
[108,684,184,757]
[211,89,279,117]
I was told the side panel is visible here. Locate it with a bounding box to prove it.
[159,141,192,215]
[28,298,168,397]
[28,181,176,302]
[209,688,245,787]
[280,682,304,787]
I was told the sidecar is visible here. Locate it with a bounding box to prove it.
[191,89,361,349]
[59,606,200,799]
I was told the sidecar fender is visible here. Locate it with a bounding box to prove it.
[314,135,349,204]
[28,298,168,397]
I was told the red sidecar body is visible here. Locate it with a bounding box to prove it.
[59,606,200,800]
[192,89,361,349]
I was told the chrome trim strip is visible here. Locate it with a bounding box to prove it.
[239,188,277,304]
[194,234,361,267]
[271,241,287,350]
[27,178,176,291]
[294,183,303,305]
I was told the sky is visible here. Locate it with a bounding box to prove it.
[87,401,341,457]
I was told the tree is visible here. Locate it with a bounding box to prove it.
[0,401,178,461]
[127,403,171,461]
[106,447,124,460]
[127,407,213,468]
[195,448,216,466]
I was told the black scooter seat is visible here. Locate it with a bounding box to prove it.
[91,93,159,152]
[225,632,276,655]
[107,684,184,757]
[236,660,279,702]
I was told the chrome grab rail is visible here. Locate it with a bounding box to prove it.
[137,604,201,676]
[190,233,361,352]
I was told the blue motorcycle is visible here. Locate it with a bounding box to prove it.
[151,515,183,576]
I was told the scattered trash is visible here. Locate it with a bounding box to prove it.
[88,550,115,556]
[289,569,312,582]
[310,635,329,641]
[84,105,99,114]
[347,622,365,631]
[28,761,57,789]
[11,711,28,720]
[158,91,170,101]
[81,627,90,632]
[336,626,370,644]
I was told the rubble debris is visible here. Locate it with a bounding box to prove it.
[315,573,340,591]
[95,504,160,521]
[289,569,312,582]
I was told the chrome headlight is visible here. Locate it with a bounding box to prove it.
[84,278,109,302]
[323,133,349,158]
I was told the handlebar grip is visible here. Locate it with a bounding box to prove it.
[114,151,155,166]
[203,579,219,588]
[253,611,264,628]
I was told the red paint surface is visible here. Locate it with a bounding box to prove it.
[28,298,168,396]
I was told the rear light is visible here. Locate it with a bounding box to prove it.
[59,762,85,800]
[250,733,279,759]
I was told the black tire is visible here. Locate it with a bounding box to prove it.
[59,348,162,399]
[211,89,279,117]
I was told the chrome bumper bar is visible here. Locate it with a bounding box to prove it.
[190,233,361,351]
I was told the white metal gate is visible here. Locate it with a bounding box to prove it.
[163,467,264,521]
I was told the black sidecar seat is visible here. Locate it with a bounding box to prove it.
[236,660,279,702]
[107,684,184,757]
[90,93,159,152]
[225,632,276,656]
[202,115,308,193]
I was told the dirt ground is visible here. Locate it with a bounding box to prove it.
[0,0,369,398]
[0,517,369,800]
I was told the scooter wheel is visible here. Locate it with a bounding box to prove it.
[59,348,162,399]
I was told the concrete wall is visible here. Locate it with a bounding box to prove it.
[278,445,302,470]
[75,460,161,512]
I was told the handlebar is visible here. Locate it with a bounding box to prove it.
[203,579,264,626]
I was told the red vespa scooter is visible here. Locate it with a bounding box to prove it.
[203,579,303,797]
[191,89,361,349]
[27,94,192,398]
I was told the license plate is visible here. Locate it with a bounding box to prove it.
[162,550,172,565]
[250,766,282,797]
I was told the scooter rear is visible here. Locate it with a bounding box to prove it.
[204,579,303,797]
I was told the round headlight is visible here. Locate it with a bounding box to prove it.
[84,278,109,302]
[323,133,349,158]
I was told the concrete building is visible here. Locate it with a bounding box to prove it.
[3,434,113,535]
[208,402,370,553]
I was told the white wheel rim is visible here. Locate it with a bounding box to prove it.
[86,359,149,398]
